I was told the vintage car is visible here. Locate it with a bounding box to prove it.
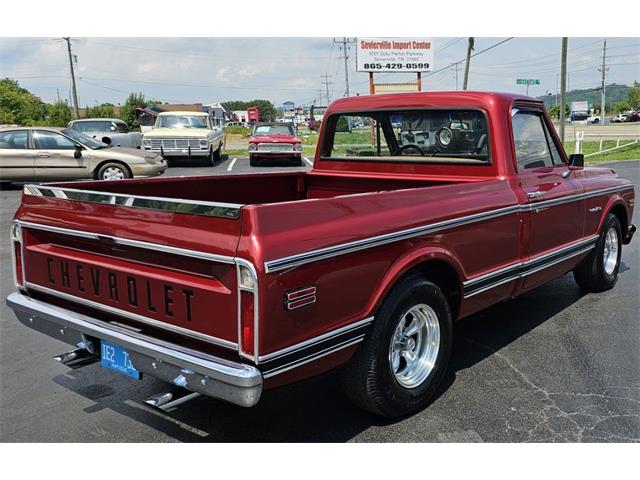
[142,111,224,165]
[0,127,166,183]
[248,122,303,166]
[6,92,635,418]
[67,118,142,149]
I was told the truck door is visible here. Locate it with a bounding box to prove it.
[33,130,88,180]
[511,108,586,292]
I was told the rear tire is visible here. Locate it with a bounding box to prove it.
[573,213,622,292]
[97,162,130,180]
[340,275,452,418]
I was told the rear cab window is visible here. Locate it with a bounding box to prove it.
[321,109,490,165]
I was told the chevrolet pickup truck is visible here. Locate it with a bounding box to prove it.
[6,92,636,418]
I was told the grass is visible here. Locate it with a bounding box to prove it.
[563,140,640,163]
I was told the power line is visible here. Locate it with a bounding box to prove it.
[333,37,356,97]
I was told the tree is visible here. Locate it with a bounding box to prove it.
[120,93,160,129]
[627,81,640,110]
[0,78,47,125]
[221,99,277,122]
[84,103,116,119]
[45,100,72,127]
[612,100,631,113]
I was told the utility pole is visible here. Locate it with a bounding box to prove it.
[321,74,332,106]
[333,37,355,97]
[63,37,80,118]
[462,37,474,90]
[559,37,568,144]
[598,39,608,121]
[453,64,462,90]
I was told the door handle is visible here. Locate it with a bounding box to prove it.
[560,170,571,178]
[37,153,50,158]
[527,191,545,199]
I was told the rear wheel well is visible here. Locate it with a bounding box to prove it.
[397,260,462,320]
[610,203,628,236]
[93,160,132,179]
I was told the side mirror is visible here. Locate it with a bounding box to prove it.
[73,144,83,159]
[569,153,584,167]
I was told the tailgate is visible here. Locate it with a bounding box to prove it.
[15,184,245,352]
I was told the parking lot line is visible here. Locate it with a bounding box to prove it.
[303,157,313,166]
[227,158,237,171]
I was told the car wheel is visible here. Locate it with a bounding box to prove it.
[340,275,452,417]
[97,162,130,181]
[573,213,622,292]
[291,156,303,167]
[213,143,223,162]
[249,155,260,167]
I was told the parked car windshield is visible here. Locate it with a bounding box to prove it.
[322,109,490,164]
[61,128,108,149]
[157,115,209,128]
[253,124,295,136]
[72,121,116,133]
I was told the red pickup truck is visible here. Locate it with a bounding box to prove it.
[248,122,303,167]
[7,92,635,418]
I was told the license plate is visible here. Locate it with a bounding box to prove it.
[100,340,141,380]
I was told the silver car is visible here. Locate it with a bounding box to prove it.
[0,127,167,183]
[68,118,142,149]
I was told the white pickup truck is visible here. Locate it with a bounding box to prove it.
[142,111,224,165]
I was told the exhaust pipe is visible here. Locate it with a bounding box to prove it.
[54,348,99,369]
[144,389,201,413]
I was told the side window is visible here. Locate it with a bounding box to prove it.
[512,111,555,169]
[0,131,29,149]
[33,131,76,150]
[114,122,129,133]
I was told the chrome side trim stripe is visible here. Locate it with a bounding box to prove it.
[259,317,374,376]
[25,282,238,350]
[264,205,521,273]
[16,220,235,265]
[23,184,243,219]
[462,235,599,298]
[259,316,374,363]
[263,185,632,274]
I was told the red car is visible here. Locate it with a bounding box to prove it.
[7,92,636,418]
[248,122,302,167]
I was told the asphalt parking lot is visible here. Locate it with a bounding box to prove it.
[0,160,638,443]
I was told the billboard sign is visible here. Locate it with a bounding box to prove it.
[571,100,589,112]
[356,38,433,73]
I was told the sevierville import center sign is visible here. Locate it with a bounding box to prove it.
[356,38,434,73]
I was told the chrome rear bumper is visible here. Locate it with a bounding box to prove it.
[6,292,262,407]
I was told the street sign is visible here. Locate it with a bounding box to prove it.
[356,38,433,73]
[516,79,540,85]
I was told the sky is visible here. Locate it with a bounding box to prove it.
[1,37,638,108]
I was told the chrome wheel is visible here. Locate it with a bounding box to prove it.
[603,227,619,275]
[389,303,440,389]
[102,166,125,180]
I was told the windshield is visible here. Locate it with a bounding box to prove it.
[72,121,117,133]
[253,124,294,136]
[61,128,108,149]
[322,109,489,164]
[157,115,209,128]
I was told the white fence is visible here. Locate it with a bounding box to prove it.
[575,131,640,158]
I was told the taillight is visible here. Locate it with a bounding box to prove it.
[11,223,24,288]
[241,291,254,356]
[237,262,258,360]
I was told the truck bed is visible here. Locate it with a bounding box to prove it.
[48,171,457,206]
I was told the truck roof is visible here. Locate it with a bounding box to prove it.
[326,91,540,114]
[158,111,208,117]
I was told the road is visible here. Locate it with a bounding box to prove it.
[0,160,638,442]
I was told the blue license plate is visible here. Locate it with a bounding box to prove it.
[101,340,141,380]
